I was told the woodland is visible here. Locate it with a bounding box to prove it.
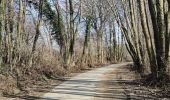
[0,0,169,98]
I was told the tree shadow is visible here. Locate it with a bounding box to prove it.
[4,79,162,100]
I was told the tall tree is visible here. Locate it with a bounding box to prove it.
[147,0,170,77]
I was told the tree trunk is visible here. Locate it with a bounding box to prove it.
[32,0,43,53]
[0,0,4,66]
[165,1,170,63]
[82,16,91,64]
[148,0,168,77]
[138,0,158,76]
[69,0,74,57]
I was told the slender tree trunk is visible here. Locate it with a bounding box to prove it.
[148,0,168,77]
[0,0,3,42]
[17,0,23,48]
[165,1,170,63]
[138,0,158,76]
[0,0,4,66]
[6,0,14,70]
[82,16,91,64]
[32,22,41,52]
[32,0,43,53]
[69,0,74,57]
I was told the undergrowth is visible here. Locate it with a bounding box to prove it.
[0,47,109,96]
[137,66,170,98]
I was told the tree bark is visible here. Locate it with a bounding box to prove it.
[138,0,158,76]
[148,0,168,76]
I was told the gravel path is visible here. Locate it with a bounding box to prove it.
[40,63,130,100]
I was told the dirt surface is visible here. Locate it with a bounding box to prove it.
[40,63,130,100]
[96,65,170,100]
[1,69,93,100]
[1,63,169,100]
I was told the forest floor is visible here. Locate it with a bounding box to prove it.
[1,63,170,100]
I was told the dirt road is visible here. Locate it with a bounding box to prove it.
[41,63,131,100]
[8,62,165,100]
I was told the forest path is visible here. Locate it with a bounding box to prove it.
[40,63,131,100]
